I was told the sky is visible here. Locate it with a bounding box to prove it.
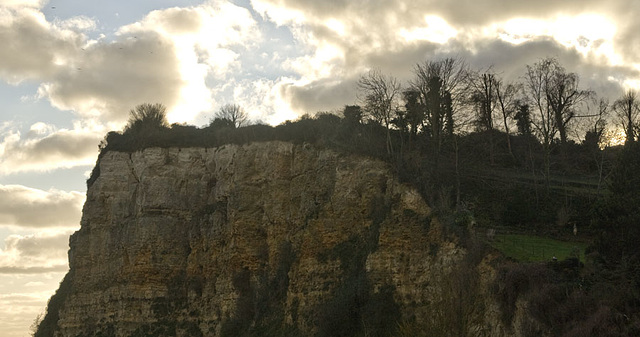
[2,0,640,335]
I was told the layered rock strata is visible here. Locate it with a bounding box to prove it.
[43,141,506,336]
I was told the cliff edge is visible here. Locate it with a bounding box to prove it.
[37,141,506,336]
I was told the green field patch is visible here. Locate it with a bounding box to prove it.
[490,234,589,263]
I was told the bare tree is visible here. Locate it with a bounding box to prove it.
[573,98,608,143]
[580,98,609,193]
[523,59,558,187]
[613,90,640,144]
[524,59,557,149]
[467,70,497,132]
[357,69,402,154]
[466,69,498,164]
[524,58,592,187]
[410,57,468,152]
[525,58,592,145]
[495,78,521,158]
[545,60,594,144]
[215,103,248,128]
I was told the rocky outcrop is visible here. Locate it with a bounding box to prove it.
[41,141,509,336]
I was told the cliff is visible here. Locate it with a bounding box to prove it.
[39,141,510,336]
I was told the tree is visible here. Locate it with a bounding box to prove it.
[209,117,236,129]
[466,70,499,164]
[124,103,169,134]
[343,105,363,125]
[215,103,248,128]
[30,313,43,336]
[612,90,640,144]
[357,69,402,154]
[597,141,640,262]
[521,57,557,186]
[513,100,532,137]
[467,71,496,132]
[581,99,609,193]
[524,58,592,146]
[524,58,557,149]
[545,59,593,144]
[576,98,608,144]
[410,57,468,152]
[402,89,424,141]
[495,78,521,157]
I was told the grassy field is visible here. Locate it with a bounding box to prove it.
[489,234,590,263]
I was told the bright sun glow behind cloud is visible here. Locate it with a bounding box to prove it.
[115,2,262,124]
[399,15,458,44]
[498,14,619,64]
[325,18,346,36]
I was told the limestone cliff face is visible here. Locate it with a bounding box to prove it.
[44,141,508,336]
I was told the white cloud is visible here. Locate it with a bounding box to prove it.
[0,7,86,84]
[111,1,261,124]
[399,15,458,44]
[0,2,262,126]
[0,122,102,174]
[0,185,83,229]
[37,31,185,123]
[228,78,299,124]
[55,15,96,32]
[0,230,73,273]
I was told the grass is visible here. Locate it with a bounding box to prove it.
[489,234,589,263]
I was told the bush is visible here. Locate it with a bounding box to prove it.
[34,273,73,337]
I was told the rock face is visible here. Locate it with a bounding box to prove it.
[43,141,507,336]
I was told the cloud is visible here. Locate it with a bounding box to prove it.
[0,230,74,273]
[282,77,358,113]
[0,122,102,174]
[0,7,86,84]
[1,0,46,9]
[46,1,262,125]
[4,0,640,129]
[227,78,299,124]
[0,185,83,229]
[38,31,185,123]
[1,1,262,126]
[244,0,640,119]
